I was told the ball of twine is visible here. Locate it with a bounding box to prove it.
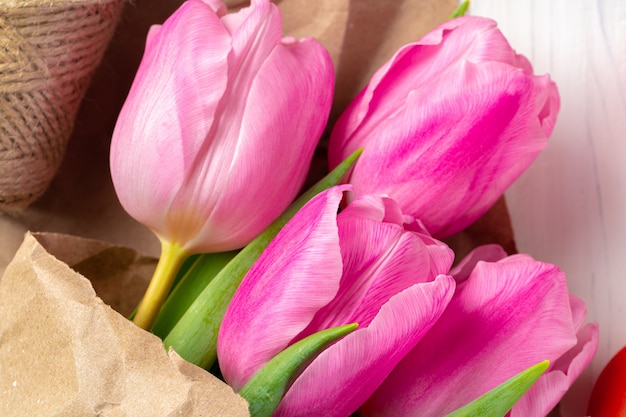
[0,0,124,211]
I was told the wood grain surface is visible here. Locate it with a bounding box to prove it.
[470,1,626,415]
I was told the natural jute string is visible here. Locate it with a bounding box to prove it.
[0,0,124,211]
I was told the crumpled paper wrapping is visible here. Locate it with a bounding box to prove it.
[0,232,249,416]
[0,0,521,415]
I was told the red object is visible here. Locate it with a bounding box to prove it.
[588,346,626,416]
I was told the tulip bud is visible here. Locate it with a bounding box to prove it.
[110,0,334,329]
[218,186,456,416]
[111,0,334,254]
[328,16,559,238]
[362,249,598,417]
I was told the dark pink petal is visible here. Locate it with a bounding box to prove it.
[450,244,508,282]
[364,255,578,417]
[328,16,559,238]
[329,17,519,166]
[347,61,550,237]
[218,187,346,390]
[275,275,456,417]
[298,213,452,333]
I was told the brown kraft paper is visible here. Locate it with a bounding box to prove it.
[0,232,249,416]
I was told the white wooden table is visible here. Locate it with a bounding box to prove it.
[471,1,626,415]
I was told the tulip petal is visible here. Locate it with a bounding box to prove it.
[348,59,549,237]
[200,0,227,15]
[450,244,508,282]
[511,323,599,417]
[218,187,346,390]
[364,255,578,417]
[165,0,280,248]
[186,35,334,251]
[328,16,560,237]
[339,194,417,228]
[338,194,388,223]
[329,17,520,164]
[295,218,451,334]
[275,275,456,417]
[568,294,589,335]
[110,0,231,238]
[336,194,454,282]
[111,0,334,253]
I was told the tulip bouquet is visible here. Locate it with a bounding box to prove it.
[109,0,599,416]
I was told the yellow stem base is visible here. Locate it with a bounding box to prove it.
[133,240,188,330]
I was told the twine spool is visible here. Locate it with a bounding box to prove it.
[0,0,124,211]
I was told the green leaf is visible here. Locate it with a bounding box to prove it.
[239,323,358,417]
[151,250,238,338]
[450,0,470,19]
[162,149,363,369]
[444,360,550,417]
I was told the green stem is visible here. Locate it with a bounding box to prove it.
[133,240,188,330]
[450,0,470,18]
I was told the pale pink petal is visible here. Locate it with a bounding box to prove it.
[337,195,454,283]
[145,24,161,45]
[534,74,560,135]
[200,0,227,15]
[339,194,417,229]
[568,294,588,333]
[110,0,231,239]
[111,0,334,253]
[380,197,412,226]
[218,187,346,390]
[275,275,456,417]
[339,194,387,223]
[181,35,334,252]
[363,255,578,417]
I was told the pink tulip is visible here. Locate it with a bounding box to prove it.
[110,0,334,253]
[217,186,456,417]
[362,246,599,417]
[328,16,560,238]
